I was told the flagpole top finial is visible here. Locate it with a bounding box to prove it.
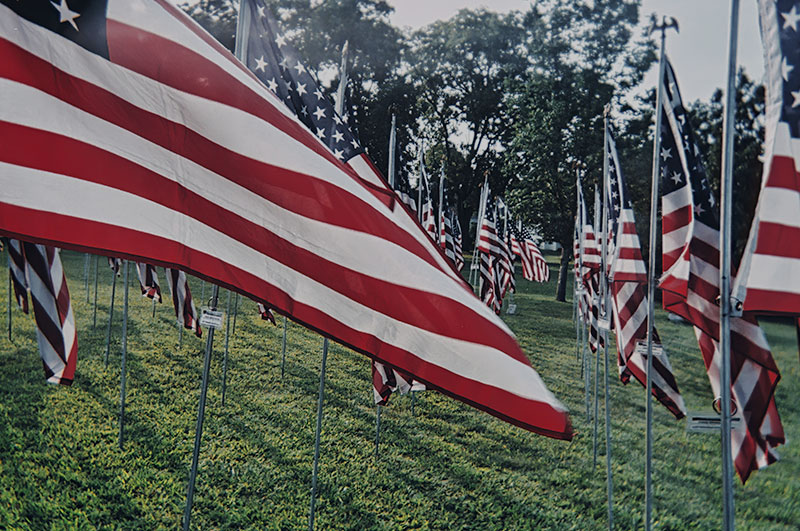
[648,15,679,36]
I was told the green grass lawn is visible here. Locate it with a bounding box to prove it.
[0,249,797,530]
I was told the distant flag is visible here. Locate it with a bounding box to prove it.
[257,301,277,325]
[8,239,29,313]
[659,59,784,482]
[606,125,686,418]
[394,172,418,214]
[0,1,571,439]
[478,200,503,313]
[733,0,800,315]
[512,224,550,283]
[438,180,457,267]
[165,268,202,337]
[135,263,162,302]
[452,213,464,271]
[108,257,122,276]
[372,360,425,406]
[23,243,77,385]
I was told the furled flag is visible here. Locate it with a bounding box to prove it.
[606,125,685,418]
[8,238,29,312]
[108,257,121,276]
[394,171,418,215]
[438,181,457,267]
[257,301,276,325]
[135,262,162,302]
[23,243,77,385]
[165,268,202,337]
[0,0,571,439]
[452,212,464,271]
[733,0,800,314]
[659,59,784,481]
[512,224,550,283]
[478,200,504,313]
[372,360,425,406]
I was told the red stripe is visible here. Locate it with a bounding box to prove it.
[662,205,691,234]
[764,154,800,189]
[0,204,571,439]
[742,288,800,314]
[753,222,800,258]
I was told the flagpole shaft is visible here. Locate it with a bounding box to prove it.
[182,284,220,531]
[281,316,288,380]
[104,269,117,369]
[335,41,349,116]
[388,114,397,189]
[84,253,90,303]
[593,187,601,469]
[645,25,669,531]
[118,260,130,450]
[719,2,740,529]
[222,291,232,408]
[231,293,239,337]
[92,255,99,327]
[601,109,614,529]
[6,251,11,342]
[309,337,329,531]
[374,405,382,457]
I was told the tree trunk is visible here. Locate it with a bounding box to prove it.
[555,245,570,302]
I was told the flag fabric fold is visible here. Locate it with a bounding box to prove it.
[8,238,29,312]
[135,262,162,302]
[659,59,784,481]
[165,267,202,337]
[0,0,571,439]
[372,360,425,406]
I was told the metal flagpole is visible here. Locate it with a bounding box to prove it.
[308,337,329,531]
[593,187,601,468]
[222,290,232,407]
[182,284,220,531]
[92,255,99,327]
[469,178,489,289]
[84,253,90,302]
[645,16,677,531]
[417,145,424,224]
[200,280,206,304]
[334,41,349,115]
[179,322,184,349]
[718,2,740,529]
[231,293,240,337]
[388,114,397,189]
[575,168,583,367]
[152,296,156,318]
[374,404,382,457]
[118,260,130,449]
[601,106,615,529]
[6,249,11,342]
[577,169,590,422]
[438,164,445,250]
[281,316,288,380]
[104,265,118,369]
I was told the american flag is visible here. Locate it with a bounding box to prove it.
[606,125,686,418]
[372,360,425,406]
[108,257,121,276]
[257,301,276,325]
[733,0,800,314]
[8,238,29,312]
[478,201,506,313]
[452,212,464,271]
[0,0,571,439]
[659,59,784,481]
[135,262,162,302]
[438,179,457,268]
[165,268,201,337]
[512,224,550,283]
[23,243,77,385]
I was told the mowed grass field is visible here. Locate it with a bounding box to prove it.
[0,249,798,530]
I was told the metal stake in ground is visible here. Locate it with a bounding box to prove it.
[6,249,11,342]
[644,16,678,531]
[104,264,118,368]
[281,315,288,380]
[84,253,90,303]
[374,404,382,457]
[601,106,615,529]
[182,284,220,531]
[231,292,240,337]
[221,290,232,407]
[308,337,329,531]
[92,255,99,327]
[118,260,130,449]
[718,3,740,528]
[593,186,601,468]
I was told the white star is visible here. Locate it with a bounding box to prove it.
[313,106,326,120]
[671,171,682,185]
[266,78,278,92]
[276,34,286,48]
[293,62,306,76]
[296,82,307,96]
[611,190,618,200]
[783,5,800,31]
[350,139,359,150]
[315,127,326,140]
[301,106,309,117]
[792,90,800,108]
[279,56,290,70]
[257,6,266,18]
[50,0,80,32]
[694,203,705,217]
[782,56,794,82]
[708,195,716,208]
[333,148,345,160]
[314,89,325,101]
[254,56,268,72]
[660,147,672,161]
[333,115,343,126]
[332,130,344,143]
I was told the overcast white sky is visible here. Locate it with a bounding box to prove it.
[386,0,763,105]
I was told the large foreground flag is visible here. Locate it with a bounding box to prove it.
[659,59,784,481]
[733,0,800,314]
[0,1,571,439]
[606,126,685,419]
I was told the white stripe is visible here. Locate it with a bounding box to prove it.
[742,254,800,295]
[756,185,800,228]
[0,163,563,408]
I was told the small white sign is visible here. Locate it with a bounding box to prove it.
[686,412,742,434]
[597,318,611,331]
[199,308,224,330]
[506,303,517,315]
[634,340,664,360]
